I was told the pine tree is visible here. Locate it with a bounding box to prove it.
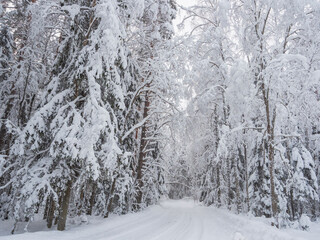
[132,0,177,208]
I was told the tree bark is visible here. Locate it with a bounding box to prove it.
[244,144,250,212]
[104,177,117,218]
[136,92,150,206]
[263,87,278,226]
[226,157,231,209]
[290,188,295,220]
[57,181,72,231]
[87,183,96,215]
[216,166,221,207]
[47,195,55,229]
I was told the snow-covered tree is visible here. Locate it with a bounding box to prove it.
[171,0,320,228]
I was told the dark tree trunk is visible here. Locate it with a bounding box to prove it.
[47,195,55,229]
[216,166,221,207]
[87,183,96,215]
[57,181,72,231]
[290,188,295,220]
[244,144,250,212]
[104,177,117,218]
[136,92,150,206]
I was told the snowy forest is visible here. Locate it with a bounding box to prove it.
[0,0,320,236]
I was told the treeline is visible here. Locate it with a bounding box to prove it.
[167,0,320,229]
[1,0,320,233]
[0,0,178,233]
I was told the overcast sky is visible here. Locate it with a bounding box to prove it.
[176,0,195,7]
[174,0,195,33]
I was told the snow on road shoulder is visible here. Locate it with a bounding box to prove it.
[0,199,319,240]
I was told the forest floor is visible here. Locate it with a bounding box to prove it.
[0,199,320,240]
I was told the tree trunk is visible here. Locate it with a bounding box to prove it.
[47,195,55,229]
[244,144,250,212]
[136,92,150,206]
[233,157,241,213]
[87,183,96,215]
[226,157,231,209]
[263,89,278,226]
[57,181,72,231]
[216,166,221,207]
[104,177,117,218]
[290,188,295,220]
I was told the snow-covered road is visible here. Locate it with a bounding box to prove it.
[0,199,319,240]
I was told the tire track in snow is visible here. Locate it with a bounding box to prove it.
[104,208,175,240]
[72,207,167,240]
[177,208,204,240]
[150,207,192,240]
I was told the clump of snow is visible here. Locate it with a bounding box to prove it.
[299,214,311,231]
[68,215,89,226]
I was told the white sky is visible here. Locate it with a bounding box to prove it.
[174,0,196,34]
[176,0,195,7]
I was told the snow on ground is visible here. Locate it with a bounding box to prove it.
[0,199,319,240]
